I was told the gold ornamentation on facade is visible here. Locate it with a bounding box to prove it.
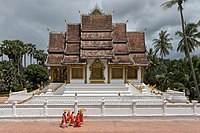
[89,59,105,83]
[111,67,123,79]
[127,66,138,79]
[71,67,83,79]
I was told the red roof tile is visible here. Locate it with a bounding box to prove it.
[67,24,80,41]
[81,32,112,40]
[127,32,145,52]
[48,32,65,52]
[64,43,80,55]
[80,50,113,58]
[113,23,127,42]
[45,54,63,66]
[62,55,85,64]
[113,43,129,54]
[81,41,112,49]
[130,53,148,66]
[110,55,132,64]
[81,15,112,31]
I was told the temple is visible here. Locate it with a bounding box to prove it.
[45,5,148,84]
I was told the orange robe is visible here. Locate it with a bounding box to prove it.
[67,112,70,122]
[80,112,83,123]
[60,114,67,125]
[69,114,75,126]
[75,114,81,127]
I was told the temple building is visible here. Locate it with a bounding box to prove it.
[45,5,148,84]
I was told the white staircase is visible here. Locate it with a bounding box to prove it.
[62,84,131,96]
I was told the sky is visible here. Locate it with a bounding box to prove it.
[0,0,199,59]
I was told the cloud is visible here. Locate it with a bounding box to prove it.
[0,0,199,59]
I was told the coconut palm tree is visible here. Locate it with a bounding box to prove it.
[162,0,200,101]
[175,22,200,53]
[153,30,173,60]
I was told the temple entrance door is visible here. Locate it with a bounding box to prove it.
[89,59,105,83]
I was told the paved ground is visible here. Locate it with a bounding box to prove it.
[0,121,200,133]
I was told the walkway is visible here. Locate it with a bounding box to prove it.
[0,121,200,133]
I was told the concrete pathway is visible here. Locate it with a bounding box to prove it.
[0,121,200,133]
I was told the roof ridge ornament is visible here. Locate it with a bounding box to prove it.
[90,3,104,15]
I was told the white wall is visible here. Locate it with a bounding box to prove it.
[0,100,199,117]
[70,79,85,84]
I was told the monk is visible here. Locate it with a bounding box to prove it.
[60,111,67,128]
[66,111,70,123]
[80,111,83,124]
[69,112,75,126]
[74,112,81,127]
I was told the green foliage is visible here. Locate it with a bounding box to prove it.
[144,55,200,101]
[0,61,23,93]
[153,30,173,59]
[0,39,48,94]
[176,22,200,53]
[24,64,49,91]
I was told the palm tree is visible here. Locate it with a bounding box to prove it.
[22,44,28,68]
[162,0,200,101]
[147,48,161,69]
[0,44,3,61]
[33,50,47,65]
[176,22,200,53]
[2,40,24,74]
[153,30,173,60]
[27,43,36,65]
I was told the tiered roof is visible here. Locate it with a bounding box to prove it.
[45,5,148,66]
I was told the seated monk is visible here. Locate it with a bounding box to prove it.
[60,111,67,128]
[69,112,75,126]
[74,112,81,127]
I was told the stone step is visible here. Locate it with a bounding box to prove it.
[62,93,133,96]
[64,88,129,91]
[63,91,130,94]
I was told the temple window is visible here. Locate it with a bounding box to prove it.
[71,68,83,79]
[111,67,123,79]
[127,66,138,79]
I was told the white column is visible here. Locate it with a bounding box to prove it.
[12,101,17,117]
[101,97,105,116]
[192,100,198,115]
[163,100,167,116]
[43,98,48,116]
[132,100,136,116]
[74,100,78,114]
[103,60,108,83]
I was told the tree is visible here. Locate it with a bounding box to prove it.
[24,64,49,91]
[2,40,24,74]
[144,48,163,85]
[162,0,200,101]
[176,22,200,53]
[0,61,21,92]
[0,44,3,61]
[27,43,36,65]
[33,50,47,65]
[153,30,173,60]
[22,43,28,68]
